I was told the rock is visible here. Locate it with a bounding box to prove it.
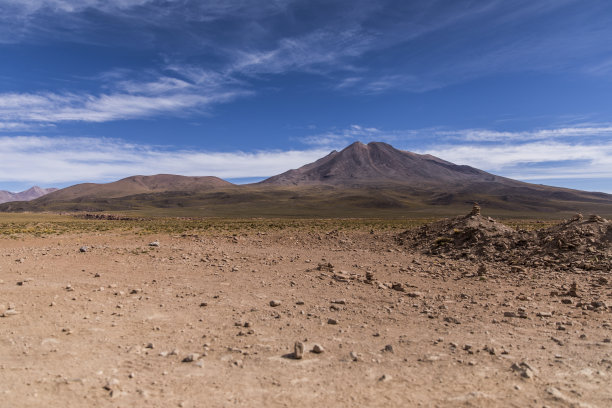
[378,374,392,382]
[79,246,88,253]
[443,316,461,324]
[269,300,281,307]
[311,344,324,354]
[182,353,200,363]
[511,362,535,379]
[350,351,359,361]
[382,344,394,353]
[149,241,160,247]
[327,318,338,325]
[365,271,374,281]
[470,203,481,216]
[406,292,422,298]
[331,299,346,304]
[391,282,405,292]
[477,264,487,276]
[294,341,304,359]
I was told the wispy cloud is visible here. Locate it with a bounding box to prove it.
[3,0,603,95]
[0,135,329,185]
[0,67,248,125]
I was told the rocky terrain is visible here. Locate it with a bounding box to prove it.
[0,214,610,407]
[398,205,612,272]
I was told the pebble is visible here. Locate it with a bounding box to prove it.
[79,246,88,253]
[311,344,324,354]
[182,353,200,363]
[149,241,160,247]
[294,341,304,359]
[378,374,392,382]
[269,300,281,307]
[327,318,338,325]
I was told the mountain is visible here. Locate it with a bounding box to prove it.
[261,141,612,207]
[31,174,232,204]
[262,141,521,187]
[0,186,58,204]
[1,143,611,217]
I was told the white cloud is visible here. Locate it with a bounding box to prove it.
[439,125,612,142]
[0,68,248,125]
[0,136,330,185]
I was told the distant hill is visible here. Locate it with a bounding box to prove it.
[1,143,611,217]
[0,186,58,204]
[31,174,232,203]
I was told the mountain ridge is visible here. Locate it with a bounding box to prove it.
[0,186,58,204]
[1,142,611,216]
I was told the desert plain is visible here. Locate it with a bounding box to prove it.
[0,212,611,408]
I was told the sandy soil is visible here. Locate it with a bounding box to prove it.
[0,226,611,407]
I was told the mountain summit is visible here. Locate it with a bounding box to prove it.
[261,141,507,187]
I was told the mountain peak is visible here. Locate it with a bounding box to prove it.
[0,186,58,204]
[261,141,495,187]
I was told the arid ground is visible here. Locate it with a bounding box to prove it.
[0,214,610,407]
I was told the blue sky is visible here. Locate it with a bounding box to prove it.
[1,0,612,192]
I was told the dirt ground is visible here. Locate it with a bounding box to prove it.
[0,220,611,407]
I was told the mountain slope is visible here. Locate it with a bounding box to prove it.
[261,141,508,187]
[0,186,58,204]
[31,174,232,204]
[1,143,611,217]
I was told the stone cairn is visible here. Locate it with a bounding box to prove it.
[469,203,481,217]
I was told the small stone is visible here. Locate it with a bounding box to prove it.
[145,343,154,349]
[269,300,281,307]
[383,344,394,353]
[94,273,101,278]
[149,241,160,247]
[477,264,487,276]
[182,353,200,363]
[350,351,359,361]
[79,246,88,253]
[311,344,324,354]
[378,374,392,382]
[296,300,305,305]
[294,341,304,359]
[331,299,346,305]
[327,318,338,325]
[199,302,208,307]
[103,378,120,391]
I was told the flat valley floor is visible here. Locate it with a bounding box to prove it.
[0,217,610,407]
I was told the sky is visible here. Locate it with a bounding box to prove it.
[1,0,612,193]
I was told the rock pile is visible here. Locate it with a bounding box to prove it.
[397,210,611,271]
